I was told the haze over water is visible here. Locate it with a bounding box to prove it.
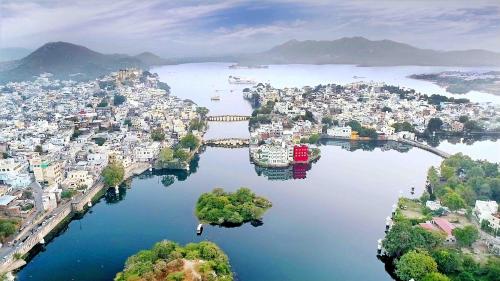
[16,63,499,281]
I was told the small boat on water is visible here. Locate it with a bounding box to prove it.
[228,75,256,84]
[196,224,203,235]
[211,96,220,101]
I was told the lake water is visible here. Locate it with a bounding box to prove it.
[16,63,500,281]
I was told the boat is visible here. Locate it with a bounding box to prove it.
[196,223,203,235]
[228,75,256,85]
[211,96,220,101]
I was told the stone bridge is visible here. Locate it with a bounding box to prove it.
[204,138,250,148]
[206,115,250,122]
[398,138,451,158]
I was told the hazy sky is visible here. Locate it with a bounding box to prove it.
[1,0,500,57]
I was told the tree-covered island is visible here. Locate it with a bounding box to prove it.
[114,240,232,281]
[196,188,272,225]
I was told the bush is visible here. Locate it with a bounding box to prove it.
[453,226,479,247]
[61,189,77,199]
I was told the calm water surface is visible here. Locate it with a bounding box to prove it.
[17,63,500,281]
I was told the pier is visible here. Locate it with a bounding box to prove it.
[204,138,250,148]
[206,115,250,122]
[398,138,451,158]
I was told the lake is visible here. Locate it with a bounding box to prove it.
[16,63,500,281]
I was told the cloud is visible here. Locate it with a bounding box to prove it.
[1,0,499,56]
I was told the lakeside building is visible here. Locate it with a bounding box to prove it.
[326,126,352,139]
[0,68,208,247]
[419,217,456,243]
[474,200,500,232]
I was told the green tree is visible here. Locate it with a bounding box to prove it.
[381,106,392,112]
[453,226,479,247]
[151,129,165,142]
[113,94,126,106]
[97,98,108,107]
[94,137,106,146]
[422,272,451,281]
[321,116,334,126]
[383,222,444,257]
[173,149,189,162]
[427,118,443,132]
[61,189,76,199]
[308,133,321,144]
[34,145,43,153]
[432,249,462,274]
[123,119,132,127]
[459,116,469,123]
[440,164,455,180]
[180,133,199,150]
[464,120,483,132]
[102,162,125,187]
[196,107,209,117]
[392,122,415,133]
[158,148,174,163]
[395,250,438,281]
[0,219,18,242]
[441,190,466,211]
[189,119,205,132]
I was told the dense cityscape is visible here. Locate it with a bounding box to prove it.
[1,1,500,281]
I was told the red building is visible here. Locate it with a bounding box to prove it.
[293,145,309,162]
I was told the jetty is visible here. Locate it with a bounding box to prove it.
[397,138,451,158]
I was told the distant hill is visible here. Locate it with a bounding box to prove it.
[133,52,169,66]
[0,47,32,62]
[242,37,500,66]
[0,42,168,83]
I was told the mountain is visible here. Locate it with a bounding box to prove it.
[242,37,500,66]
[133,52,169,66]
[0,42,168,83]
[0,47,32,62]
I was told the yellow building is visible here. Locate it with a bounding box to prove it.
[30,155,63,185]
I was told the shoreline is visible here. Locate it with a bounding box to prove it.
[0,162,151,275]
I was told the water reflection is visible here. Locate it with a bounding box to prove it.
[423,134,499,147]
[320,140,413,153]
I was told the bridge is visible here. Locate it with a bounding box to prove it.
[398,138,451,158]
[204,138,250,148]
[206,115,250,122]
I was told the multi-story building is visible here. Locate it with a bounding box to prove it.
[30,155,64,185]
[327,126,352,139]
[293,145,309,162]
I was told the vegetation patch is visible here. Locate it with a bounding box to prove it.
[114,240,233,281]
[196,188,272,225]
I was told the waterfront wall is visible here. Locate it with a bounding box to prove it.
[0,162,151,274]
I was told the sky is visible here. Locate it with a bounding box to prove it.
[1,0,500,57]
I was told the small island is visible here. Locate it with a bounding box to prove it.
[196,188,272,225]
[114,240,233,281]
[410,71,500,96]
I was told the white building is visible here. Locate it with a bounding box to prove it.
[474,200,500,232]
[256,143,292,167]
[327,126,352,139]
